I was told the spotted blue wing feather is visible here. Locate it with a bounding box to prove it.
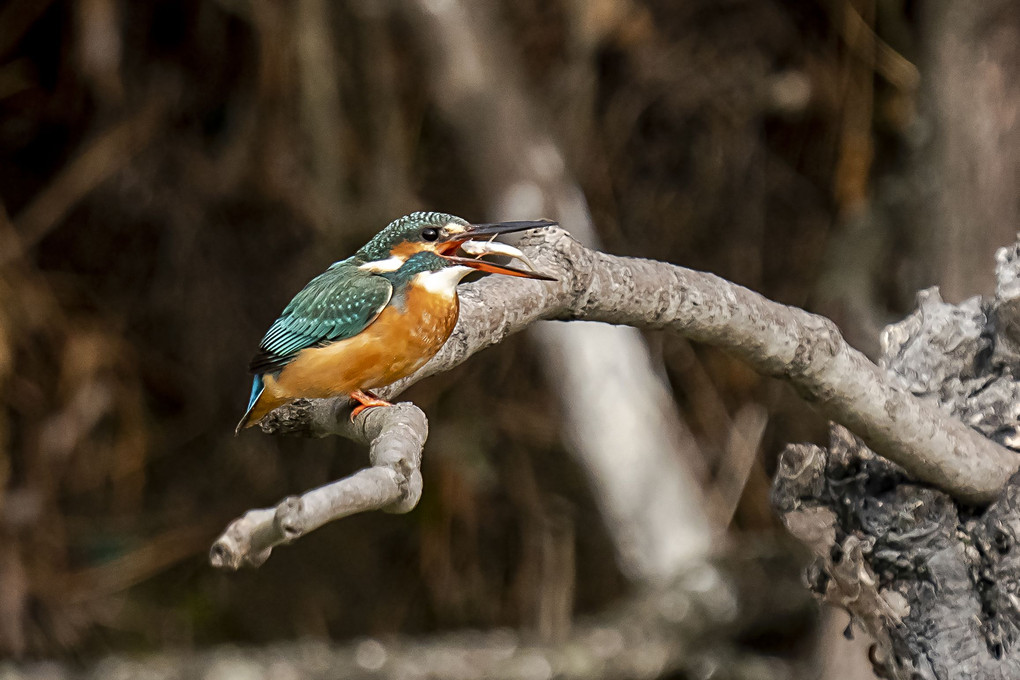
[248,258,393,375]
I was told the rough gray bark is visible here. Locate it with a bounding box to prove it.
[215,227,1016,570]
[773,240,1020,679]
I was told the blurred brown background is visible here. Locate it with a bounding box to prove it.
[1,0,1017,672]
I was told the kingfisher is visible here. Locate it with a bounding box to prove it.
[237,212,555,432]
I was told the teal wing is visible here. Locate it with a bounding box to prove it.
[248,259,393,374]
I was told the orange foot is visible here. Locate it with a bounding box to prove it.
[350,389,393,421]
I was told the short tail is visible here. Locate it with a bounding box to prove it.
[235,375,266,434]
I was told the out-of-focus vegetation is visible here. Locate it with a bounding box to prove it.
[0,0,966,665]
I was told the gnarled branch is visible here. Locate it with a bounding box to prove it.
[211,403,426,569]
[212,227,1017,569]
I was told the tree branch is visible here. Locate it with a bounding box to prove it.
[213,227,1017,568]
[210,403,426,569]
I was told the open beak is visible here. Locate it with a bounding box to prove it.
[442,254,557,281]
[437,219,557,280]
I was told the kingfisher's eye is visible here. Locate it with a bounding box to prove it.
[421,227,439,241]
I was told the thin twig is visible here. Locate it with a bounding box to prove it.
[210,403,426,569]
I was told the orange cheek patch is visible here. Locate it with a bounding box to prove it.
[391,241,429,258]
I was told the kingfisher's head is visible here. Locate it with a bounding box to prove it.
[356,211,555,274]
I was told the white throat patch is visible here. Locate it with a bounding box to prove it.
[414,266,473,297]
[359,256,404,272]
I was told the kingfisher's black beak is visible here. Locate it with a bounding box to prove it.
[437,219,557,255]
[459,219,557,239]
[442,254,557,281]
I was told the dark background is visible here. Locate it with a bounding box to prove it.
[1,0,1017,670]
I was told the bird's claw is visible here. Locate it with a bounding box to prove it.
[350,390,393,421]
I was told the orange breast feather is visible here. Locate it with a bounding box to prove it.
[267,284,459,402]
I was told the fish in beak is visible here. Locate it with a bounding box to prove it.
[438,219,557,280]
[459,239,541,272]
